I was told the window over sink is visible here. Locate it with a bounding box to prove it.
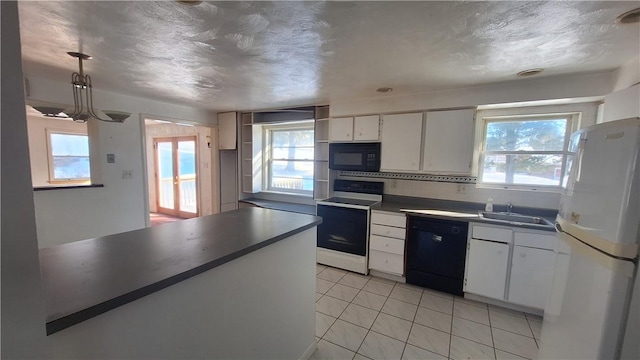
[478,114,578,190]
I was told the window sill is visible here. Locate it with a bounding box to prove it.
[34,184,104,192]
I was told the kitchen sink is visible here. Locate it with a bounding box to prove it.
[479,211,553,226]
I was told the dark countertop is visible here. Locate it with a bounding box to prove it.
[34,184,104,191]
[39,207,322,335]
[373,195,557,232]
[240,198,316,215]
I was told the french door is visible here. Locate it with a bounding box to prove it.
[154,136,198,218]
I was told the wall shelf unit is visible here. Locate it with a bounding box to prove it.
[314,106,330,200]
[239,112,262,194]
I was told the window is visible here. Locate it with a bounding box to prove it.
[264,121,314,195]
[47,131,91,183]
[479,115,576,189]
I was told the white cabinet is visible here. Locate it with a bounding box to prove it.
[507,230,557,309]
[354,115,380,141]
[465,222,558,310]
[329,116,380,142]
[508,246,556,309]
[380,113,423,172]
[329,117,353,142]
[465,238,510,300]
[218,112,237,150]
[422,109,475,174]
[369,210,406,276]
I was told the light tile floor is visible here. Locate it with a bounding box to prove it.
[312,264,542,360]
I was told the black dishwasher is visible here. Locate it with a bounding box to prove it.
[406,216,468,296]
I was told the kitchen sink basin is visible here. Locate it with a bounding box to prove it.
[479,211,553,226]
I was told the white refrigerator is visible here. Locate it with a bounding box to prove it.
[538,117,639,359]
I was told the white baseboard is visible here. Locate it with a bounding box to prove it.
[464,293,544,316]
[299,339,318,360]
[369,269,406,283]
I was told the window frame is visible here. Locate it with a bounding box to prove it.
[262,120,315,196]
[46,129,91,184]
[477,113,579,191]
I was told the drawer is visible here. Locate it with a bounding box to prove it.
[370,235,404,255]
[472,225,512,243]
[514,232,557,250]
[371,211,406,228]
[371,224,406,239]
[369,250,403,275]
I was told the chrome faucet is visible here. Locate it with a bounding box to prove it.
[507,202,513,214]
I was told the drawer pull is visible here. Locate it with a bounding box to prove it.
[385,243,389,247]
[385,259,388,263]
[432,235,442,242]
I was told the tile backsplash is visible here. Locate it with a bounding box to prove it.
[339,176,561,210]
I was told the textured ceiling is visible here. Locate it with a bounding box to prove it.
[18,1,640,112]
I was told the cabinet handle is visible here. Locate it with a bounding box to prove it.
[385,243,389,247]
[385,259,388,263]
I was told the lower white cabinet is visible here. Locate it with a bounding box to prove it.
[464,222,558,310]
[369,210,406,276]
[508,245,556,309]
[465,239,510,300]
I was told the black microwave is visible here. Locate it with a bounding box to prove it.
[329,142,381,172]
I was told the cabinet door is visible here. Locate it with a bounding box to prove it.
[218,112,237,150]
[380,113,423,172]
[329,117,353,142]
[508,246,556,309]
[354,115,380,141]
[422,109,475,174]
[465,239,509,300]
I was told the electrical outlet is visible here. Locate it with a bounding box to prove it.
[122,170,133,179]
[390,179,398,190]
[456,184,467,194]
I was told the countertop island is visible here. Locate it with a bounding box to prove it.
[40,207,321,359]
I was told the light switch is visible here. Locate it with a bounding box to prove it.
[122,170,133,179]
[107,154,115,163]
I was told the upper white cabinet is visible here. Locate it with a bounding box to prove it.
[329,117,353,142]
[380,113,423,172]
[422,109,475,174]
[329,115,380,142]
[218,112,237,150]
[354,115,380,141]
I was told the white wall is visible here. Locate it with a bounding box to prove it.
[612,56,640,92]
[330,71,614,117]
[145,122,214,216]
[25,77,216,247]
[26,115,88,187]
[1,2,48,356]
[602,84,640,123]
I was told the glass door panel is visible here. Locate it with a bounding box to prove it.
[156,141,175,211]
[177,139,197,216]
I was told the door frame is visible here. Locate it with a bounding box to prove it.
[153,135,199,218]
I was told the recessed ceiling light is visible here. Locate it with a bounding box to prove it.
[376,87,393,93]
[616,7,640,24]
[176,0,203,5]
[517,68,544,77]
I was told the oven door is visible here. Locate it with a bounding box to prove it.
[317,204,368,256]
